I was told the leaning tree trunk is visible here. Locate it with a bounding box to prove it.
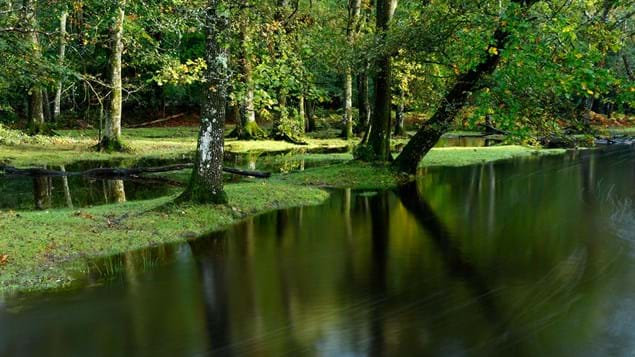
[100,0,126,151]
[393,0,539,174]
[182,0,229,204]
[24,0,45,134]
[53,9,67,121]
[368,0,397,161]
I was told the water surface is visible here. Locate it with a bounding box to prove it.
[2,147,635,356]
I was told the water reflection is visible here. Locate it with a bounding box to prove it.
[3,148,635,356]
[1,172,177,210]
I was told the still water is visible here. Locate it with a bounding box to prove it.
[2,147,635,356]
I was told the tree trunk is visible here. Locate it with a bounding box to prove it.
[357,70,371,135]
[60,165,74,209]
[394,88,405,136]
[101,0,126,151]
[394,106,404,136]
[53,10,67,120]
[299,95,306,134]
[368,0,397,160]
[182,0,229,204]
[305,99,316,132]
[43,89,51,123]
[393,1,539,174]
[24,0,45,134]
[343,68,354,138]
[237,5,264,140]
[341,0,361,139]
[107,180,126,203]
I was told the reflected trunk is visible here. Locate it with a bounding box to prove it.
[107,180,126,203]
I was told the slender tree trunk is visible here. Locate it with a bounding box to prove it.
[357,70,371,136]
[53,10,67,120]
[342,0,361,139]
[298,95,306,134]
[368,0,397,160]
[343,68,354,138]
[394,87,405,135]
[101,0,126,151]
[60,165,74,209]
[183,0,229,204]
[305,99,316,132]
[43,89,51,122]
[393,0,539,174]
[24,0,44,134]
[237,4,263,139]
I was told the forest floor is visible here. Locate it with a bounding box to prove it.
[0,126,569,295]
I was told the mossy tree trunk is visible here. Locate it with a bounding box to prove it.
[342,0,361,139]
[368,0,397,161]
[24,0,45,134]
[237,3,264,140]
[100,0,126,151]
[393,0,539,174]
[183,0,229,204]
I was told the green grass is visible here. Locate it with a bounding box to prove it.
[0,125,569,295]
[599,127,635,136]
[0,181,329,293]
[421,146,566,167]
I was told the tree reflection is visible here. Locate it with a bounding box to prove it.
[189,232,233,355]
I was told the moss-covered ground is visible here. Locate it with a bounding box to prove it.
[0,125,567,294]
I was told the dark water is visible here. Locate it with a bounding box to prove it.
[3,147,635,356]
[0,174,180,211]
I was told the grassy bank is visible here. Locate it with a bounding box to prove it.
[0,126,567,294]
[0,182,329,293]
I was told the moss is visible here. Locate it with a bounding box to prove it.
[241,121,267,139]
[420,146,566,167]
[276,161,409,189]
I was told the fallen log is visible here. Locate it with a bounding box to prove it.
[223,167,271,178]
[0,164,271,179]
[128,113,186,128]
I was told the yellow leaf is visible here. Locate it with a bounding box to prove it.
[488,47,499,56]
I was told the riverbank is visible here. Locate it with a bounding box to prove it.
[0,127,567,294]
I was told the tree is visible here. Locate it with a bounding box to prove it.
[342,0,361,139]
[53,8,67,120]
[181,0,230,204]
[232,0,265,140]
[367,0,398,161]
[393,0,540,174]
[98,0,126,151]
[23,0,45,134]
